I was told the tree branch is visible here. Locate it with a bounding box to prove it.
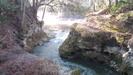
[0,29,15,42]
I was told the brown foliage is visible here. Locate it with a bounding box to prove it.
[0,51,59,75]
[0,0,60,75]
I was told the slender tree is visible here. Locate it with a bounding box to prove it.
[115,0,119,5]
[21,0,26,25]
[41,5,47,21]
[108,0,111,6]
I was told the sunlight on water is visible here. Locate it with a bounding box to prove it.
[37,11,82,26]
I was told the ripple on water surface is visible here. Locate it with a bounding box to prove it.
[33,29,119,75]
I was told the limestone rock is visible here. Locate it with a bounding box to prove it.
[59,12,133,75]
[122,37,133,75]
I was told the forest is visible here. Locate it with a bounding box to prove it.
[0,0,133,75]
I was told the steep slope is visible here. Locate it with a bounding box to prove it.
[0,0,59,75]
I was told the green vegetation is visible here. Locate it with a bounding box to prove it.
[56,2,90,16]
[120,61,132,75]
[101,22,126,33]
[109,0,130,14]
[72,68,82,75]
[125,11,133,18]
[0,0,18,23]
[114,34,125,44]
[67,2,89,14]
[83,52,105,62]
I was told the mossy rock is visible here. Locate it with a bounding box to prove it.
[59,49,72,58]
[26,39,40,53]
[115,35,124,44]
[25,32,48,53]
[120,60,133,75]
[113,33,131,46]
[101,22,126,33]
[111,54,122,65]
[83,52,105,62]
[71,68,82,75]
[123,66,133,75]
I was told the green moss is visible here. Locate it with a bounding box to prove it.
[120,61,133,75]
[59,48,72,58]
[25,32,48,53]
[115,36,124,43]
[115,35,124,44]
[81,31,95,37]
[97,55,105,62]
[72,68,82,75]
[43,35,47,38]
[83,52,105,62]
[109,5,121,14]
[116,12,133,21]
[26,40,40,53]
[125,11,133,20]
[116,13,127,21]
[27,44,35,53]
[101,23,126,33]
[113,55,122,65]
[85,52,96,58]
[75,26,80,32]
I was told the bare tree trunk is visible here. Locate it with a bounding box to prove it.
[115,0,119,5]
[22,0,26,24]
[21,0,23,11]
[108,0,111,6]
[41,5,47,21]
[33,0,35,9]
[92,0,96,11]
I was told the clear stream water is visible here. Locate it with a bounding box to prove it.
[34,12,119,74]
[33,28,119,75]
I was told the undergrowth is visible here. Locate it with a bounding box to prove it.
[109,0,131,14]
[0,0,18,23]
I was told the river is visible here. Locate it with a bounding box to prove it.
[33,18,119,75]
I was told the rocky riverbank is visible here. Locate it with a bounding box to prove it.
[0,5,59,74]
[59,8,133,75]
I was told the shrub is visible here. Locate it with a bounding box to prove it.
[0,0,18,23]
[109,0,130,14]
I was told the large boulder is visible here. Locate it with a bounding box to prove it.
[59,23,130,63]
[122,37,133,75]
[59,11,133,74]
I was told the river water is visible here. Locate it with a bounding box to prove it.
[34,11,119,74]
[33,23,119,75]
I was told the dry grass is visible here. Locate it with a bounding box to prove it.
[0,1,62,74]
[0,19,60,75]
[0,51,59,75]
